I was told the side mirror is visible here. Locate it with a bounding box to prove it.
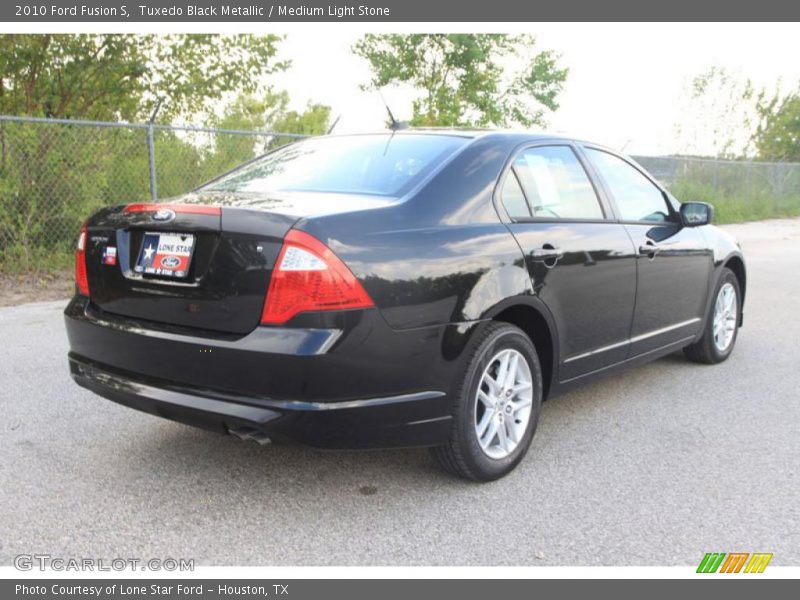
[680,202,714,227]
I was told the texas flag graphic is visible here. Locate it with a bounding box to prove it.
[135,232,194,278]
[102,246,117,266]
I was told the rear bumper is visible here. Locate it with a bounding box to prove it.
[69,354,450,448]
[64,297,470,449]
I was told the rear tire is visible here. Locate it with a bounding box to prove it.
[684,267,741,364]
[431,322,543,481]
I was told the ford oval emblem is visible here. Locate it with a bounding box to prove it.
[160,256,181,268]
[152,208,176,222]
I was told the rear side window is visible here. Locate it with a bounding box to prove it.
[511,146,603,220]
[500,171,531,219]
[205,134,469,197]
[584,148,670,222]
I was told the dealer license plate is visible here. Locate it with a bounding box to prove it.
[134,231,195,279]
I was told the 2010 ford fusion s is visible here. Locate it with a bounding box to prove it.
[65,131,746,480]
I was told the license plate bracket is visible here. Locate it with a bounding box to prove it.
[134,231,196,279]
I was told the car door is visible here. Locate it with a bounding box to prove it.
[498,143,638,381]
[581,146,713,356]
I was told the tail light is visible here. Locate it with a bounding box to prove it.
[75,222,90,296]
[261,230,374,325]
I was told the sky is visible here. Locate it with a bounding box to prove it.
[270,23,800,156]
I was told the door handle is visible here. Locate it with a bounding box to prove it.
[530,245,564,262]
[639,243,660,256]
[639,240,677,257]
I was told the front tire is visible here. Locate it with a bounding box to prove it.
[684,267,741,364]
[431,322,543,481]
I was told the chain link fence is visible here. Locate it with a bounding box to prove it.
[633,155,800,222]
[1,114,799,278]
[0,114,308,276]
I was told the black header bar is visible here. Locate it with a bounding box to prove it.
[3,0,800,22]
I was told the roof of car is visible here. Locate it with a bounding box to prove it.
[325,128,576,143]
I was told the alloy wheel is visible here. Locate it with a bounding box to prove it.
[713,282,737,352]
[474,348,533,459]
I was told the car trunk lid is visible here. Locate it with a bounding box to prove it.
[83,201,298,335]
[82,190,395,335]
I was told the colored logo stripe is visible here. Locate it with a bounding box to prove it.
[744,553,773,573]
[697,552,773,573]
[719,553,749,573]
[697,553,726,573]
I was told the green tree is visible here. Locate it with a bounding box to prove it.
[270,102,331,137]
[674,67,757,159]
[0,34,288,121]
[753,88,800,161]
[214,92,331,137]
[0,35,325,276]
[267,99,332,148]
[353,34,568,128]
[202,92,331,175]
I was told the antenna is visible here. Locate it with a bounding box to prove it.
[379,90,408,131]
[326,115,341,135]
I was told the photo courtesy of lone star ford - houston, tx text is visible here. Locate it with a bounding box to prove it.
[0,1,798,598]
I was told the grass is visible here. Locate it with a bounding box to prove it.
[0,243,74,278]
[670,180,800,224]
[714,195,800,223]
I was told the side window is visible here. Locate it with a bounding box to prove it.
[500,171,531,219]
[584,148,670,222]
[512,146,603,220]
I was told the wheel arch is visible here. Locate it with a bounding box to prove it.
[724,254,747,306]
[487,299,558,400]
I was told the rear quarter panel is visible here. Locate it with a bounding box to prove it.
[297,134,534,330]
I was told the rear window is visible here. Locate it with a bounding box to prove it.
[204,134,469,197]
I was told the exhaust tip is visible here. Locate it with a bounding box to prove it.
[228,426,272,446]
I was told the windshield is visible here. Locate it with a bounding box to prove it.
[204,134,469,197]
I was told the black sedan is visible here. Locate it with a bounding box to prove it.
[65,131,746,480]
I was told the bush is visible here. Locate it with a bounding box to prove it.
[0,120,296,276]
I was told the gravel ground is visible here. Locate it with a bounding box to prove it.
[0,270,73,307]
[0,219,798,566]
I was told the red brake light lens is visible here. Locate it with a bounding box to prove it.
[75,222,90,296]
[123,203,221,216]
[260,230,374,325]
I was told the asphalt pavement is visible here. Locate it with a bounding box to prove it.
[1,219,798,566]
